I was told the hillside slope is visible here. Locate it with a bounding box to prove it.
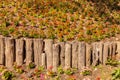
[0,0,120,42]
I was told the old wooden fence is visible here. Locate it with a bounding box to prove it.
[0,36,120,71]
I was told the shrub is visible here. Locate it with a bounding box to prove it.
[106,58,120,67]
[112,68,120,80]
[2,70,14,80]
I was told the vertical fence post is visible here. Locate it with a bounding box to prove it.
[16,39,24,66]
[5,38,15,68]
[72,41,78,68]
[86,43,92,67]
[44,39,53,69]
[109,43,113,59]
[103,42,109,65]
[59,42,65,68]
[112,42,117,59]
[65,42,72,69]
[26,38,33,65]
[116,41,120,60]
[92,42,103,66]
[33,39,43,67]
[41,53,46,68]
[98,42,103,64]
[78,42,86,70]
[53,44,60,72]
[0,37,5,65]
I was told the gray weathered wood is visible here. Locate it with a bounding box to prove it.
[34,39,43,67]
[116,41,120,60]
[112,42,117,59]
[44,39,53,69]
[78,42,86,70]
[0,37,5,65]
[65,43,72,69]
[92,42,103,66]
[109,43,112,59]
[86,43,92,67]
[72,41,78,68]
[26,39,33,65]
[41,53,46,68]
[5,38,15,68]
[58,42,65,68]
[16,39,24,66]
[53,44,60,72]
[103,42,109,65]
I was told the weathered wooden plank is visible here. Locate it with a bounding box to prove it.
[92,42,103,66]
[44,39,53,69]
[33,39,43,67]
[111,42,117,59]
[58,42,65,68]
[116,41,120,60]
[16,39,24,66]
[72,41,78,68]
[26,38,33,65]
[78,42,86,70]
[65,43,72,69]
[5,38,15,68]
[41,53,46,68]
[0,37,5,65]
[86,43,92,67]
[103,42,109,65]
[109,43,112,59]
[53,44,60,72]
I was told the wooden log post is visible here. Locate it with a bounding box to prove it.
[116,41,120,61]
[111,42,117,59]
[25,39,33,65]
[78,42,86,70]
[72,41,78,68]
[16,39,24,66]
[41,53,46,68]
[86,43,92,67]
[59,42,65,68]
[92,42,97,66]
[65,43,72,69]
[109,43,113,59]
[53,44,60,72]
[92,42,103,66]
[98,42,103,64]
[103,42,109,65]
[0,37,5,65]
[44,39,53,69]
[33,39,43,67]
[5,38,15,68]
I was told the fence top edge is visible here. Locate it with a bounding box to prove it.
[0,36,119,44]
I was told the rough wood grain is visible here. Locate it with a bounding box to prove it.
[92,42,103,66]
[65,43,72,69]
[109,43,112,59]
[34,39,43,66]
[0,37,5,65]
[78,42,86,70]
[116,41,120,60]
[16,39,24,66]
[53,44,60,72]
[58,42,65,68]
[103,42,109,65]
[112,42,117,59]
[44,39,53,69]
[86,43,92,67]
[72,41,78,68]
[5,38,15,68]
[41,53,46,68]
[26,39,33,65]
